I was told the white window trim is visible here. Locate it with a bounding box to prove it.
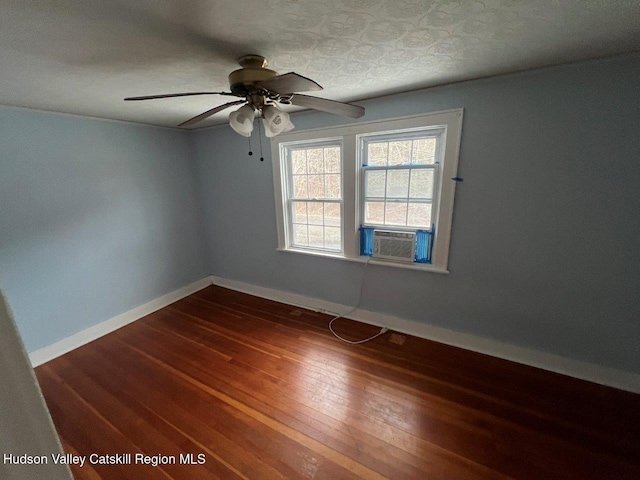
[281,138,344,255]
[271,108,464,273]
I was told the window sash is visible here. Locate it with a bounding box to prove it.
[362,203,434,230]
[363,167,437,202]
[283,140,344,253]
[288,199,342,252]
[360,135,442,231]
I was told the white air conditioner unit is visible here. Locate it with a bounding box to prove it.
[373,230,416,262]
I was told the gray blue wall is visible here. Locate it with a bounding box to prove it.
[0,109,208,352]
[191,53,640,374]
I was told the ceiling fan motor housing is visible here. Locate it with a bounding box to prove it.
[229,55,277,97]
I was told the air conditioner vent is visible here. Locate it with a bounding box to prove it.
[373,230,416,262]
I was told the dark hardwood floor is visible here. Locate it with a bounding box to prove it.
[35,285,640,479]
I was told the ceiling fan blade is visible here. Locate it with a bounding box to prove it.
[124,92,234,101]
[178,100,246,128]
[289,94,365,119]
[256,72,323,95]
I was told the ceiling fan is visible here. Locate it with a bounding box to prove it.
[124,55,365,137]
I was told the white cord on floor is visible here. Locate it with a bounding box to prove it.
[328,258,388,345]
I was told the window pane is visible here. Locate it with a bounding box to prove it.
[291,150,307,174]
[308,174,325,198]
[325,227,341,250]
[308,202,323,225]
[324,202,341,226]
[365,201,385,224]
[409,169,434,199]
[293,224,308,246]
[324,147,340,173]
[292,201,307,223]
[412,138,436,164]
[386,170,410,198]
[367,142,388,166]
[385,202,408,226]
[307,149,324,174]
[293,175,308,198]
[388,141,412,166]
[308,225,324,248]
[325,174,341,198]
[407,203,432,227]
[365,170,386,198]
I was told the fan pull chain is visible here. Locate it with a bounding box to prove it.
[247,133,253,156]
[258,121,264,162]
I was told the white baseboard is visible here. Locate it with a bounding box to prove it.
[29,277,213,367]
[210,276,640,394]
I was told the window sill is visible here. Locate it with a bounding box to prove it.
[276,247,449,274]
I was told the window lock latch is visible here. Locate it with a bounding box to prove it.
[451,177,463,182]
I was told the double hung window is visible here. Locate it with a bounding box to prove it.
[284,141,343,252]
[272,109,463,273]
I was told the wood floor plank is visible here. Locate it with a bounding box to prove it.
[127,311,510,478]
[36,366,172,480]
[78,343,297,479]
[124,308,638,479]
[49,356,239,480]
[35,285,640,480]
[162,302,636,466]
[112,321,427,479]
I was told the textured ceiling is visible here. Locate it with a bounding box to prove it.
[1,0,639,129]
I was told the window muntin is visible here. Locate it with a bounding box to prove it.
[284,142,343,252]
[361,130,442,230]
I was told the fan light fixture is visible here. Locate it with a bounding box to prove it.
[229,103,295,138]
[262,105,294,138]
[229,104,256,137]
